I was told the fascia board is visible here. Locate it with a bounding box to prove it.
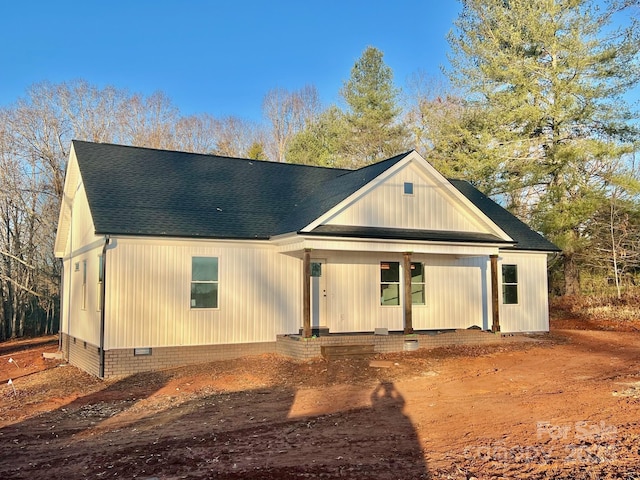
[54,145,79,258]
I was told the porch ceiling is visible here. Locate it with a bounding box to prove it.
[308,225,514,244]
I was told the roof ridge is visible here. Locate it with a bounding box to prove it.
[72,139,353,173]
[332,150,414,178]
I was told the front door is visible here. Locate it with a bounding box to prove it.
[310,259,326,330]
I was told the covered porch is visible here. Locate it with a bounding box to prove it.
[274,232,509,340]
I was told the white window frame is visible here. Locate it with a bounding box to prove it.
[190,257,219,309]
[410,262,426,306]
[502,264,519,305]
[380,261,401,306]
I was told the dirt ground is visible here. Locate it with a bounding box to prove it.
[0,318,639,479]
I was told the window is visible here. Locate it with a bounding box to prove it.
[311,262,322,277]
[191,257,218,308]
[411,262,425,305]
[82,260,87,310]
[380,261,425,306]
[380,262,400,305]
[502,264,518,304]
[404,182,414,195]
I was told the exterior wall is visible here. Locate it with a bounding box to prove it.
[498,251,550,333]
[103,243,550,351]
[324,160,496,235]
[104,237,302,349]
[59,170,104,348]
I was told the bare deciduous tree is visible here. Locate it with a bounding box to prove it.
[0,80,267,340]
[262,85,321,162]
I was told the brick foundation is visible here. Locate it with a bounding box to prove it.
[276,329,503,360]
[103,341,276,377]
[60,329,506,378]
[60,333,275,378]
[61,334,101,377]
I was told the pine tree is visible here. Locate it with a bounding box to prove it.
[340,46,410,167]
[447,0,640,295]
[246,141,268,161]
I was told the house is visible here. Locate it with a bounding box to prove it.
[54,140,560,377]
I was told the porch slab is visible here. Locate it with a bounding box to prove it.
[276,329,503,361]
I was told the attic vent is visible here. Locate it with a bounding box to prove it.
[403,182,414,195]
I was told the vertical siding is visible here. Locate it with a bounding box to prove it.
[418,255,488,330]
[499,252,550,332]
[105,239,301,349]
[322,252,487,333]
[102,238,550,349]
[61,179,102,346]
[71,182,99,250]
[326,252,403,333]
[64,250,101,345]
[326,162,489,234]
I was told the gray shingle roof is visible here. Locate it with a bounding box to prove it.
[72,140,559,251]
[449,179,560,252]
[74,141,411,239]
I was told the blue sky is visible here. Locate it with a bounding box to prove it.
[0,1,461,122]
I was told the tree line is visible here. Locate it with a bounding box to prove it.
[1,0,639,340]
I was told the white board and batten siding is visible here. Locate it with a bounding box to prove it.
[321,158,504,237]
[102,242,548,350]
[311,250,548,334]
[104,238,302,350]
[321,251,490,333]
[58,151,105,347]
[499,251,550,333]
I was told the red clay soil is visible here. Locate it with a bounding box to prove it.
[0,321,639,479]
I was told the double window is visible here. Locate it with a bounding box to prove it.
[380,261,425,306]
[502,264,518,304]
[191,257,219,308]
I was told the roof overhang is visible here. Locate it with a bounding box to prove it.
[271,229,514,257]
[307,225,514,245]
